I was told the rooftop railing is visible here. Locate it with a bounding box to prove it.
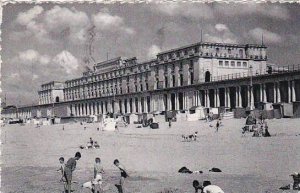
[200,64,300,83]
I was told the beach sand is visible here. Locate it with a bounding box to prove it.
[1,118,300,193]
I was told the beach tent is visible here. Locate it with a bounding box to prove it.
[187,106,206,121]
[101,118,116,131]
[89,115,98,122]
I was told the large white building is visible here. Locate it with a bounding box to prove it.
[11,41,300,119]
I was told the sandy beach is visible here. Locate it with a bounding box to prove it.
[1,118,300,193]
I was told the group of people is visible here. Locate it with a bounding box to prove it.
[252,119,271,137]
[80,137,100,149]
[57,152,128,193]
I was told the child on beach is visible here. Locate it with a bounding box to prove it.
[193,180,224,193]
[57,157,67,192]
[65,152,81,193]
[114,159,128,193]
[92,157,105,193]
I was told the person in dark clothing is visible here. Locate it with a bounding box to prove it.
[114,159,128,193]
[216,121,220,132]
[169,119,172,128]
[64,152,81,193]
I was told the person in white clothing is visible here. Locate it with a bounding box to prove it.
[193,180,224,193]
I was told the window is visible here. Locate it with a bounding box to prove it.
[146,83,149,90]
[231,61,235,67]
[190,72,194,85]
[216,47,220,53]
[168,53,172,59]
[239,49,243,58]
[228,48,231,54]
[184,50,188,55]
[225,61,229,66]
[140,84,143,91]
[172,75,176,87]
[237,62,241,67]
[195,47,199,53]
[219,61,223,66]
[176,51,180,57]
[189,60,194,69]
[180,62,183,70]
[243,62,247,67]
[180,74,183,86]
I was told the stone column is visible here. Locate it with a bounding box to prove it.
[197,91,201,106]
[91,103,95,115]
[206,90,210,107]
[132,98,136,113]
[138,97,142,113]
[273,84,277,103]
[238,86,242,107]
[262,84,267,102]
[250,86,254,109]
[226,88,231,108]
[288,81,291,103]
[217,89,220,107]
[292,80,296,102]
[82,103,85,116]
[78,104,81,116]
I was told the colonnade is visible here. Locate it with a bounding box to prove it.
[67,80,298,117]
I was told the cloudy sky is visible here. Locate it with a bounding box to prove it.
[2,3,300,106]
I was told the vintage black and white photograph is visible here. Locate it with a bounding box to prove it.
[1,1,300,193]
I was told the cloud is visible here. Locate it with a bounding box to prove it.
[155,3,214,20]
[52,50,80,74]
[92,9,135,35]
[15,6,44,26]
[154,4,290,21]
[44,6,91,43]
[12,6,135,45]
[215,24,228,32]
[12,6,91,44]
[16,49,51,65]
[215,4,290,20]
[147,44,161,58]
[204,24,238,44]
[32,74,39,80]
[248,28,283,44]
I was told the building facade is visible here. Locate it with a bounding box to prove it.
[6,41,300,119]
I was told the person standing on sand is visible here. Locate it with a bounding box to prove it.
[57,157,67,192]
[169,119,172,128]
[215,121,220,132]
[64,152,81,193]
[114,159,128,193]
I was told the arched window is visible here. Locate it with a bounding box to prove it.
[239,49,244,58]
[55,96,59,103]
[205,71,211,82]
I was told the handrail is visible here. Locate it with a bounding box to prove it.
[200,64,300,83]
